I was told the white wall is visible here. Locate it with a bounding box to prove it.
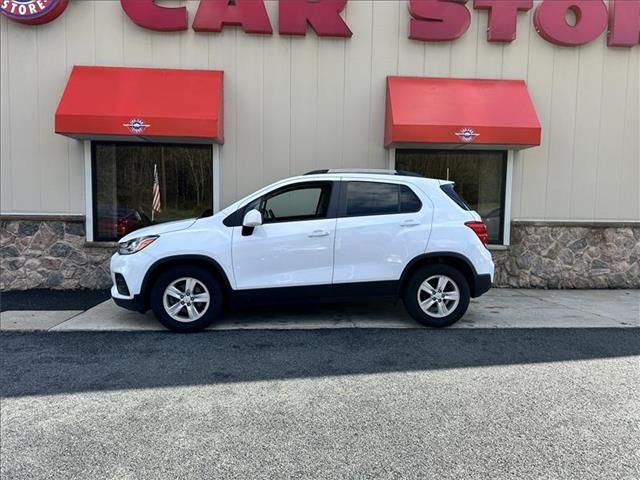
[1,0,638,221]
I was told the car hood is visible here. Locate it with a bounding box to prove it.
[119,218,197,242]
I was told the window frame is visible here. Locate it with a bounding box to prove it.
[337,180,423,219]
[223,180,340,227]
[392,148,512,246]
[86,140,219,243]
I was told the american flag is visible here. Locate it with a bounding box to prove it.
[152,164,161,220]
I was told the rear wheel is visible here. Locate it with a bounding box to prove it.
[150,266,223,332]
[402,265,470,328]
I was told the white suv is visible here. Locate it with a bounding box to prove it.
[111,170,494,332]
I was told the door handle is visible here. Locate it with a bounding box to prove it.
[401,220,420,227]
[308,230,330,238]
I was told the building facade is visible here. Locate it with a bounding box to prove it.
[1,0,639,291]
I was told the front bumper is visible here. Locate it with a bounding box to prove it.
[111,286,147,313]
[110,251,157,313]
[110,250,156,298]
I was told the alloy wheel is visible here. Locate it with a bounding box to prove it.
[417,275,460,318]
[162,277,211,323]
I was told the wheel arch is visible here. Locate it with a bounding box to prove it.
[140,255,232,310]
[400,252,481,297]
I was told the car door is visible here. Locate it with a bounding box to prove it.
[333,180,432,284]
[231,181,338,290]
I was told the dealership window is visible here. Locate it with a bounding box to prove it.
[395,150,508,245]
[91,142,213,242]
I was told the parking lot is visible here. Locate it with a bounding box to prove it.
[2,327,640,480]
[2,289,639,479]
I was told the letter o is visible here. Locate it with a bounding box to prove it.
[534,0,608,46]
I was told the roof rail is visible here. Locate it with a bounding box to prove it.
[303,168,423,177]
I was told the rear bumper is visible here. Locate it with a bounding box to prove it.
[472,274,492,298]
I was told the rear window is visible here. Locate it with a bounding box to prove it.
[441,183,470,211]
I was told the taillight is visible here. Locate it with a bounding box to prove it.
[465,221,489,246]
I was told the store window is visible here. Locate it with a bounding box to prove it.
[396,150,507,244]
[92,142,213,242]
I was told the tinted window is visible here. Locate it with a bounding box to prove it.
[400,186,422,213]
[345,182,398,216]
[440,184,470,211]
[344,182,421,217]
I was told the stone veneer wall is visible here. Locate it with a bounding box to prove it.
[1,217,114,291]
[0,217,638,291]
[492,222,640,288]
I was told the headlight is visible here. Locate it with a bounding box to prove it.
[118,235,159,255]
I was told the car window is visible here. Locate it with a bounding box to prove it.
[440,183,471,211]
[400,185,422,213]
[222,182,334,227]
[263,187,321,221]
[344,182,421,217]
[260,183,332,223]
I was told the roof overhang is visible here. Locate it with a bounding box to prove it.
[385,76,541,149]
[55,66,224,143]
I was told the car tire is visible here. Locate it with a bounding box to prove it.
[402,264,470,328]
[150,266,223,333]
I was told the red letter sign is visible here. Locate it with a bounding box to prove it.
[193,0,272,34]
[474,0,533,42]
[534,0,607,46]
[409,0,471,42]
[279,0,352,37]
[608,0,640,47]
[120,0,187,31]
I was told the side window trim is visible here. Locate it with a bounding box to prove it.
[337,181,423,219]
[224,181,339,227]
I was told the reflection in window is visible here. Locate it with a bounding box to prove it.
[93,142,212,241]
[345,182,422,217]
[396,150,507,244]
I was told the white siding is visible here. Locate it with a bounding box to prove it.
[0,0,638,222]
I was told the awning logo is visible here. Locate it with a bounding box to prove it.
[124,118,150,135]
[1,0,69,24]
[455,128,480,143]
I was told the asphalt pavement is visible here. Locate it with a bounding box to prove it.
[2,329,639,480]
[0,289,110,312]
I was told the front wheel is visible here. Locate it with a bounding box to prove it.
[150,266,223,332]
[402,265,470,328]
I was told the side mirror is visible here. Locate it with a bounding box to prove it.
[243,209,262,228]
[242,209,262,236]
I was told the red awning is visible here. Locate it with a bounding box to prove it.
[55,66,223,143]
[385,76,541,148]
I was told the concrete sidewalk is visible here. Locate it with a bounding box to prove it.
[1,289,638,332]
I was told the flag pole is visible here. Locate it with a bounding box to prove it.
[152,164,156,223]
